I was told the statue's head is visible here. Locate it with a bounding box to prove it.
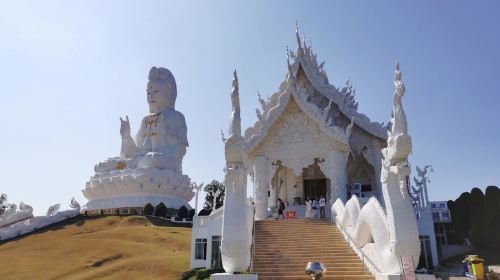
[147,67,177,113]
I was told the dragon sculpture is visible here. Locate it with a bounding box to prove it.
[332,63,420,277]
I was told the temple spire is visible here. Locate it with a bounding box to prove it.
[295,21,302,51]
[391,61,407,136]
[229,70,242,138]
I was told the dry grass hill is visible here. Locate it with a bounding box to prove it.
[0,215,192,280]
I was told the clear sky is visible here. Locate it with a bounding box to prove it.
[1,1,499,215]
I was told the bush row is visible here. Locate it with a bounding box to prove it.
[143,203,195,219]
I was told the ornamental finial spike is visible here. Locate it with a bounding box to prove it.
[232,69,239,93]
[295,21,302,50]
[229,70,242,138]
[395,61,401,81]
[390,61,407,136]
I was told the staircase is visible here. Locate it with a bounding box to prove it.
[253,219,374,280]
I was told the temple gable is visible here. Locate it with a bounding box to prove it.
[251,97,348,160]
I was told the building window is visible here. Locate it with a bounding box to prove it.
[195,238,207,260]
[418,235,434,270]
[361,184,372,192]
[211,236,222,268]
[432,212,440,221]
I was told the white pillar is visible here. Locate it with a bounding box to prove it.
[253,155,268,220]
[319,149,349,203]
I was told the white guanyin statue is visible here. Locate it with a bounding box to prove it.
[83,67,194,210]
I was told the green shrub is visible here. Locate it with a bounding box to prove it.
[154,202,167,217]
[188,209,196,219]
[196,268,225,279]
[179,206,188,218]
[143,203,154,216]
[179,268,199,280]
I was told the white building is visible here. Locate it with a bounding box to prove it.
[192,27,423,280]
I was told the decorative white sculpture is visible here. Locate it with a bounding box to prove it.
[82,67,194,210]
[212,189,222,211]
[220,71,252,273]
[191,182,204,216]
[0,202,34,227]
[410,165,433,208]
[332,63,420,277]
[0,198,81,240]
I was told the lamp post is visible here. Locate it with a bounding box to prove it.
[191,182,204,216]
[306,262,327,280]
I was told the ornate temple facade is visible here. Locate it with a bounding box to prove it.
[246,30,388,220]
[192,27,422,280]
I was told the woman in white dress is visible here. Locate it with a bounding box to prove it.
[305,198,312,219]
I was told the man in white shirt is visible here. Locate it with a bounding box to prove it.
[319,196,326,219]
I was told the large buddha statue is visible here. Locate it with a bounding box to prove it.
[83,67,193,211]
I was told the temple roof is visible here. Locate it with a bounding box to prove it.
[243,27,388,155]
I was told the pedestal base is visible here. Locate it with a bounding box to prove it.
[210,273,258,280]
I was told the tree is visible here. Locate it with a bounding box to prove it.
[198,208,211,216]
[469,188,485,248]
[143,203,154,216]
[447,186,500,250]
[188,209,195,219]
[203,180,225,213]
[0,193,8,216]
[154,202,167,217]
[450,192,471,241]
[178,206,188,219]
[483,186,500,250]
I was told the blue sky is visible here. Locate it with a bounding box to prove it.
[1,1,499,215]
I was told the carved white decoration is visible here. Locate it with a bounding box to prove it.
[0,202,34,227]
[83,67,193,211]
[410,165,433,208]
[220,71,252,274]
[191,182,204,216]
[243,27,388,154]
[332,63,420,277]
[0,198,81,241]
[46,203,61,217]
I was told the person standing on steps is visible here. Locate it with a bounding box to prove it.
[276,198,285,220]
[319,195,326,219]
[305,197,312,219]
[312,198,319,219]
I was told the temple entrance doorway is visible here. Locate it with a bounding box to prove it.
[302,161,330,202]
[303,179,327,200]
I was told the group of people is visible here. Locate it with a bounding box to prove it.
[305,196,326,219]
[274,196,327,220]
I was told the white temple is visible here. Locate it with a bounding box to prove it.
[82,67,194,214]
[192,27,422,280]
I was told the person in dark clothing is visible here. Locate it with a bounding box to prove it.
[276,198,285,220]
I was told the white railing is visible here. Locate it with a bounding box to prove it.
[333,220,382,278]
[250,207,256,273]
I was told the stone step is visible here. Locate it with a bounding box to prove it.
[254,250,355,255]
[253,266,367,271]
[258,272,375,280]
[253,261,364,266]
[254,242,346,247]
[253,258,362,263]
[253,220,371,279]
[259,272,371,278]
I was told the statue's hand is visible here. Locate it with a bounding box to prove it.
[120,115,131,138]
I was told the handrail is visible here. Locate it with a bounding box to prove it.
[334,220,382,275]
[250,205,256,273]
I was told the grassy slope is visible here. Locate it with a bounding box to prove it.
[0,215,191,280]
